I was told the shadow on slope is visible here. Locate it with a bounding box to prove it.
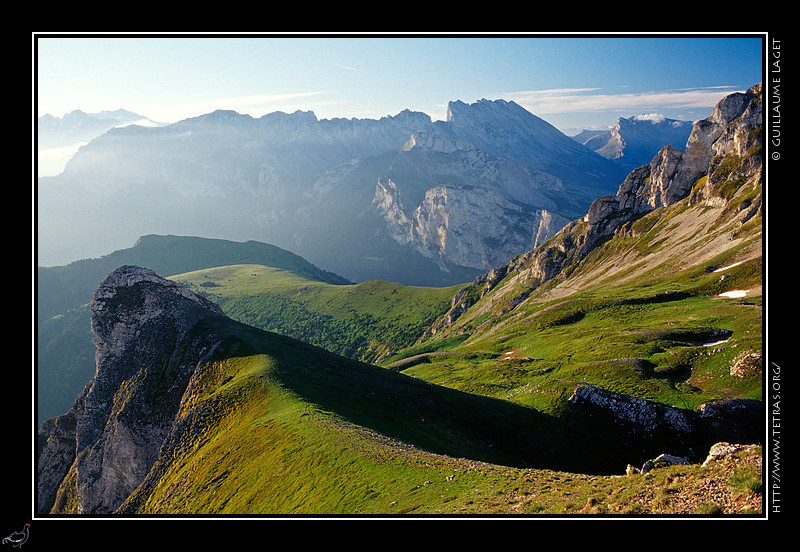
[223,318,702,476]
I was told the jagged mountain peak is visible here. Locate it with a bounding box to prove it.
[63,109,92,119]
[446,97,517,118]
[445,98,566,140]
[708,85,762,126]
[619,113,691,128]
[38,108,153,127]
[446,97,525,117]
[175,109,257,129]
[580,113,694,172]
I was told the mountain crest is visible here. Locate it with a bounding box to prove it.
[444,98,575,147]
[91,265,225,358]
[39,93,628,281]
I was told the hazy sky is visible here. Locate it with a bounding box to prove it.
[34,33,764,132]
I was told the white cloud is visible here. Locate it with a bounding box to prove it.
[503,86,742,116]
[634,113,666,123]
[37,142,87,176]
[333,63,357,72]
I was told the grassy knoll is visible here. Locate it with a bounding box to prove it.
[399,291,760,413]
[172,264,461,362]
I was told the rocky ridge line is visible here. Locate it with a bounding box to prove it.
[428,83,762,333]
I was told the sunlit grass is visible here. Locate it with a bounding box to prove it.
[172,264,460,363]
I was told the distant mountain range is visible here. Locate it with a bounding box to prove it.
[37,109,162,148]
[573,114,694,173]
[37,109,164,176]
[37,99,631,285]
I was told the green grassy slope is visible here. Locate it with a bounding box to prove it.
[42,199,764,516]
[380,185,764,417]
[104,314,759,515]
[36,235,353,426]
[171,264,461,362]
[37,234,350,322]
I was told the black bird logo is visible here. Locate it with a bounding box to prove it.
[2,524,29,548]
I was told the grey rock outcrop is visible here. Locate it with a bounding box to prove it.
[568,385,694,438]
[627,441,756,475]
[639,453,691,474]
[701,442,752,467]
[730,350,763,378]
[37,266,228,514]
[567,384,763,465]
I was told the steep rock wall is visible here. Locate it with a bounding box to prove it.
[37,266,227,514]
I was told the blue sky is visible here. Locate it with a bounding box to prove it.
[34,33,764,133]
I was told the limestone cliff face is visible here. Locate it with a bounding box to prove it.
[373,173,567,272]
[37,266,227,514]
[371,131,569,272]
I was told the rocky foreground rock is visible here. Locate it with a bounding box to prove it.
[38,266,228,514]
[568,385,763,467]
